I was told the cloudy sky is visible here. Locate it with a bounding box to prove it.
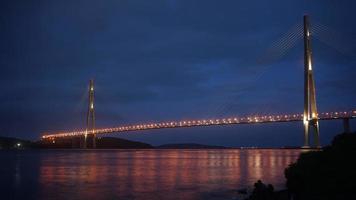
[1,0,355,147]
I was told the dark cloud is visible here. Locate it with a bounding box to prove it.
[0,0,355,146]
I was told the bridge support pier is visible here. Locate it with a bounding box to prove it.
[343,118,351,133]
[93,134,96,148]
[79,135,87,149]
[303,121,310,148]
[75,134,98,148]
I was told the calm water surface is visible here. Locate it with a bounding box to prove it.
[0,149,303,200]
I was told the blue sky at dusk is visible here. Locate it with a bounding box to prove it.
[0,0,355,147]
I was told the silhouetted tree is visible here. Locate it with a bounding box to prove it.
[247,180,276,200]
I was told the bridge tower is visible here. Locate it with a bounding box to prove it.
[83,79,96,148]
[303,15,321,148]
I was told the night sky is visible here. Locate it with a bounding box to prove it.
[1,0,355,147]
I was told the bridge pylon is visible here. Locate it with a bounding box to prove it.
[303,15,321,148]
[83,79,96,148]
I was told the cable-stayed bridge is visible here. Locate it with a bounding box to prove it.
[41,16,355,148]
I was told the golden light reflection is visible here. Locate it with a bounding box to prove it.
[38,149,304,199]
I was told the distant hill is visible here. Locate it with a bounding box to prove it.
[96,137,152,149]
[0,136,153,149]
[156,143,227,149]
[39,136,153,149]
[0,136,35,149]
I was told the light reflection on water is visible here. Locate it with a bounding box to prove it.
[0,149,302,200]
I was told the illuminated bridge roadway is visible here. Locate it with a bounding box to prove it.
[42,110,355,139]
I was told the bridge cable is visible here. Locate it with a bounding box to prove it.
[210,22,303,118]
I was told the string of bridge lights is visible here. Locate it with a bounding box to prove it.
[42,110,356,139]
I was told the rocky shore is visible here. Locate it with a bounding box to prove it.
[244,132,356,200]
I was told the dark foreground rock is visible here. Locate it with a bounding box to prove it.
[285,132,356,200]
[246,132,356,200]
[246,180,289,200]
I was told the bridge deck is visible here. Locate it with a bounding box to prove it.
[42,110,355,139]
